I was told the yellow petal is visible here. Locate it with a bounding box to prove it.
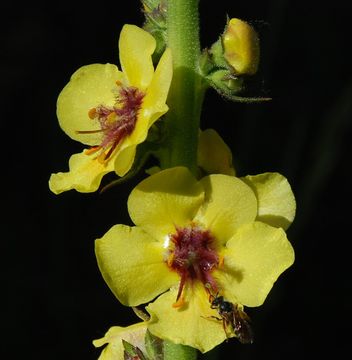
[197,129,236,176]
[125,110,152,148]
[93,322,147,360]
[113,145,137,177]
[215,222,294,307]
[126,48,173,146]
[119,24,155,89]
[57,64,123,145]
[143,48,173,127]
[242,173,296,230]
[95,224,178,306]
[128,167,204,240]
[146,283,227,353]
[48,150,114,194]
[195,175,257,243]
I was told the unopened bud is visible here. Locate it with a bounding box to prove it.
[223,18,260,75]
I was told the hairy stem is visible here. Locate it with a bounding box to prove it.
[160,0,205,175]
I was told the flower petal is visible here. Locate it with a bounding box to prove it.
[119,24,155,89]
[93,322,147,360]
[242,172,296,230]
[128,167,204,240]
[125,48,173,146]
[195,175,257,244]
[215,222,294,307]
[113,145,137,177]
[197,129,236,176]
[123,108,154,150]
[48,150,114,194]
[143,48,173,127]
[146,283,227,353]
[95,224,178,306]
[57,64,123,145]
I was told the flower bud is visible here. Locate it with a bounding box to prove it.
[222,18,260,75]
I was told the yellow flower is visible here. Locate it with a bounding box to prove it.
[223,18,260,75]
[49,24,173,194]
[93,322,147,360]
[95,167,295,352]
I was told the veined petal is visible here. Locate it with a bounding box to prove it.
[197,129,236,176]
[48,150,114,194]
[242,173,296,230]
[119,24,155,90]
[195,175,257,244]
[93,322,147,360]
[215,222,294,307]
[146,283,227,353]
[57,64,123,145]
[143,48,173,127]
[113,145,137,177]
[128,167,204,240]
[95,224,178,306]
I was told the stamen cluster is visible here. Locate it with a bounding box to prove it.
[168,224,220,303]
[84,86,145,162]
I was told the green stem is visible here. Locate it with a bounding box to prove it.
[157,0,203,358]
[160,0,205,176]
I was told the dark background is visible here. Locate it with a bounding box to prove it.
[3,1,352,359]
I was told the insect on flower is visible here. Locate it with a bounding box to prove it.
[209,292,254,344]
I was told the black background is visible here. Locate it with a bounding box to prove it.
[3,1,352,359]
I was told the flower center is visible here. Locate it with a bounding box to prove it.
[167,223,220,307]
[78,82,145,163]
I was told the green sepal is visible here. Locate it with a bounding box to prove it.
[206,69,271,103]
[122,339,148,360]
[142,0,164,12]
[208,38,229,70]
[219,92,272,103]
[199,49,216,78]
[163,341,198,360]
[145,330,164,360]
[207,69,244,94]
